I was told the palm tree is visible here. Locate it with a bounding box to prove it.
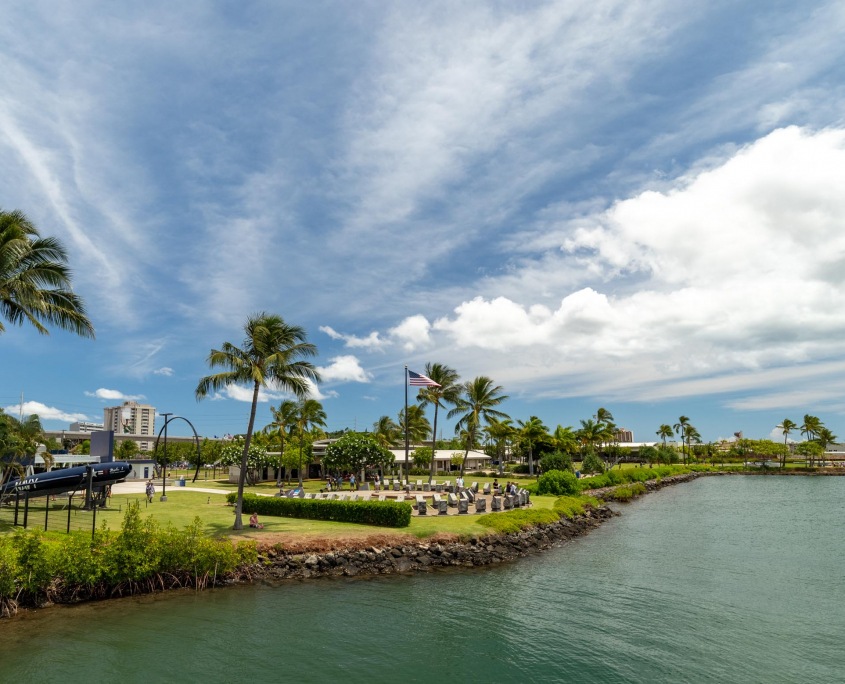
[398,405,431,445]
[816,427,837,467]
[416,363,461,483]
[294,399,327,486]
[552,425,578,455]
[0,209,94,338]
[372,415,401,450]
[673,416,690,464]
[517,416,548,476]
[800,414,822,442]
[195,313,320,530]
[683,424,701,461]
[656,424,673,446]
[265,399,298,486]
[776,418,796,467]
[0,413,45,486]
[448,376,509,477]
[485,417,516,475]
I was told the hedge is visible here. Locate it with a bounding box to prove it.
[229,493,412,528]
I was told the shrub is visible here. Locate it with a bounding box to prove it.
[553,495,601,519]
[608,482,646,501]
[539,451,573,473]
[580,452,605,474]
[229,493,411,527]
[512,464,530,474]
[476,508,560,534]
[537,470,579,496]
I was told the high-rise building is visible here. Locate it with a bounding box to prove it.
[103,401,156,452]
[615,427,634,443]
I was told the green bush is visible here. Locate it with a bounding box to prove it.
[476,508,560,534]
[229,493,411,528]
[553,495,601,519]
[537,470,579,496]
[539,451,573,473]
[608,482,647,501]
[580,452,605,474]
[512,464,530,473]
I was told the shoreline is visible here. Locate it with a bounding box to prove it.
[244,472,698,582]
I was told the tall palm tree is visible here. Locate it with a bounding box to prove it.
[486,417,516,475]
[448,376,509,477]
[800,414,822,442]
[517,416,548,476]
[265,399,297,486]
[656,424,673,446]
[816,427,837,467]
[673,416,690,464]
[0,209,94,338]
[0,413,45,486]
[416,362,462,483]
[683,424,701,461]
[294,398,327,486]
[398,405,431,445]
[776,418,796,467]
[196,313,320,530]
[372,415,401,450]
[552,424,578,455]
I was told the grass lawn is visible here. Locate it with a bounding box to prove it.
[1,486,560,546]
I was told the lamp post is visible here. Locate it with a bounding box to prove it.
[159,412,173,502]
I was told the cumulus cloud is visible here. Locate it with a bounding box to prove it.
[5,401,89,423]
[319,326,387,351]
[400,126,845,401]
[389,315,432,351]
[318,355,372,383]
[84,388,145,401]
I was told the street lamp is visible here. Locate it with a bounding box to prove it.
[159,412,173,502]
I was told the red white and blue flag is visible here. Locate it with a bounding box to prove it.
[408,370,440,387]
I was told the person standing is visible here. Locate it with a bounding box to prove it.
[145,480,155,503]
[349,473,356,491]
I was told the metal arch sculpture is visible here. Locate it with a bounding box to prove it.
[153,416,204,483]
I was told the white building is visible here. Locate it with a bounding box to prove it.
[103,401,156,452]
[69,421,104,432]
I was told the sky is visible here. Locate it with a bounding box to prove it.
[2,1,845,445]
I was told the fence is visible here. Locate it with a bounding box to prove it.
[0,491,130,536]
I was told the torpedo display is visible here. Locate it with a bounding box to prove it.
[0,462,133,498]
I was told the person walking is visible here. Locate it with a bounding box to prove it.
[145,480,155,503]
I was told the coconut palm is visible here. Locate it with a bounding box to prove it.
[800,414,822,442]
[485,417,516,475]
[0,209,94,338]
[0,412,46,486]
[673,416,690,464]
[776,418,796,467]
[372,415,401,450]
[656,424,673,446]
[448,376,509,477]
[294,398,327,486]
[517,416,548,476]
[552,425,579,455]
[195,313,320,530]
[265,399,298,486]
[576,418,611,454]
[683,424,701,461]
[398,404,431,445]
[816,427,837,467]
[416,362,461,483]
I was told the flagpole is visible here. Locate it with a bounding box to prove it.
[404,365,409,482]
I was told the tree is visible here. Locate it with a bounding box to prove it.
[795,440,823,467]
[0,412,45,484]
[639,445,658,467]
[656,424,673,446]
[293,398,326,486]
[683,424,701,462]
[486,417,516,475]
[115,439,139,460]
[552,425,578,455]
[673,416,690,464]
[776,418,797,467]
[517,416,548,477]
[323,433,393,477]
[195,312,320,530]
[800,414,822,443]
[448,376,509,477]
[265,400,297,486]
[816,427,837,466]
[416,363,461,483]
[372,415,400,450]
[219,437,271,485]
[412,446,433,468]
[0,209,95,338]
[576,418,612,455]
[398,405,431,446]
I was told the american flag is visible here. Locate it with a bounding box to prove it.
[408,370,440,387]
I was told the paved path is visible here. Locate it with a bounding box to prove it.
[111,481,233,496]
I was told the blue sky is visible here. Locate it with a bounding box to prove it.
[2,1,845,444]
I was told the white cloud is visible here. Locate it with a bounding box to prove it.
[84,388,145,401]
[319,326,387,351]
[5,401,89,423]
[153,367,174,376]
[396,126,845,402]
[389,315,432,351]
[318,355,372,383]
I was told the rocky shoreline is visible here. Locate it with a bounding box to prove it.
[247,472,699,582]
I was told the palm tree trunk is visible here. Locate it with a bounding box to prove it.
[234,381,260,530]
[429,404,439,484]
[528,443,534,476]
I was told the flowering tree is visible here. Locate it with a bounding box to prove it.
[323,433,393,477]
[220,438,270,485]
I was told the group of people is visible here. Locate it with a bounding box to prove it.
[324,473,357,492]
[491,479,519,495]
